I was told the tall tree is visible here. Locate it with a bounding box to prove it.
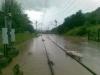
[0,0,34,33]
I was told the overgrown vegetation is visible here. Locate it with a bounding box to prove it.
[52,7,100,41]
[0,0,35,33]
[16,33,36,45]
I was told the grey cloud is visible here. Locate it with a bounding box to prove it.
[0,0,49,11]
[17,0,50,11]
[0,0,67,11]
[17,0,67,11]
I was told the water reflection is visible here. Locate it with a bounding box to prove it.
[49,34,100,75]
[2,34,99,75]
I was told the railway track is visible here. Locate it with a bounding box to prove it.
[47,36,97,75]
[41,36,55,75]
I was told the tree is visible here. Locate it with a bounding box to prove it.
[52,10,85,34]
[0,0,34,33]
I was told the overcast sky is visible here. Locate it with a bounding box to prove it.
[0,0,100,30]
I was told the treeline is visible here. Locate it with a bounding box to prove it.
[0,0,34,33]
[52,7,100,36]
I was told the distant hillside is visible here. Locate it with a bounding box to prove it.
[52,7,100,41]
[52,8,100,35]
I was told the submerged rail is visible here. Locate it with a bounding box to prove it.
[42,37,55,75]
[47,36,97,75]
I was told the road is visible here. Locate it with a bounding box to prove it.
[2,34,93,75]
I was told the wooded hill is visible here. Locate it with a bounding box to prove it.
[52,7,100,37]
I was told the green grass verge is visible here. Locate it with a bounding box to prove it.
[0,32,36,69]
[65,24,100,36]
[64,24,100,41]
[0,32,36,52]
[15,32,36,45]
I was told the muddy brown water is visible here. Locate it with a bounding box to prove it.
[2,34,95,75]
[48,34,100,75]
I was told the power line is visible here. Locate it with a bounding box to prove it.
[46,0,79,26]
[41,0,72,21]
[42,0,81,29]
[51,0,80,23]
[42,0,75,28]
[56,0,78,17]
[41,0,48,30]
[53,0,74,17]
[46,0,75,19]
[55,0,79,19]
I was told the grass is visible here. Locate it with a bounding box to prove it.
[0,32,36,69]
[15,32,36,45]
[65,26,84,36]
[65,24,100,35]
[64,24,100,41]
[0,32,36,53]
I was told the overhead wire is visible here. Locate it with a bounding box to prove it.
[46,0,75,19]
[58,0,81,18]
[54,0,79,19]
[41,0,82,29]
[41,0,48,30]
[47,0,79,26]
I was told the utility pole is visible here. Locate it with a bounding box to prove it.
[3,0,9,56]
[54,20,58,34]
[54,20,58,43]
[4,0,13,56]
[35,21,38,33]
[7,0,12,46]
[40,23,43,34]
[36,21,38,30]
[55,20,57,27]
[1,0,16,57]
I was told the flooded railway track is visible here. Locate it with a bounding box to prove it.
[41,37,55,75]
[47,36,97,75]
[2,35,95,75]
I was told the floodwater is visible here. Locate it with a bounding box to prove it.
[48,34,100,75]
[2,34,95,75]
